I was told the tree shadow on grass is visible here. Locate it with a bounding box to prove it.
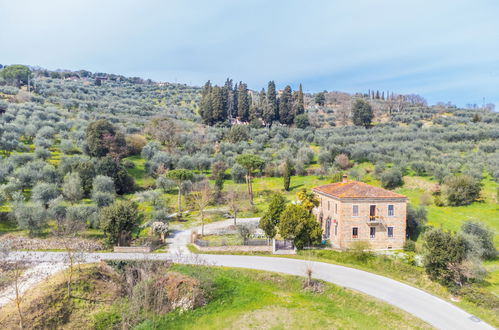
[289,183,304,191]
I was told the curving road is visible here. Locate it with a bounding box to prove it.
[3,219,494,330]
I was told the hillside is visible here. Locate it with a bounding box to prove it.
[0,65,498,326]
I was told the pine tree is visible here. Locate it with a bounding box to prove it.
[264,81,278,125]
[279,85,293,125]
[237,82,250,122]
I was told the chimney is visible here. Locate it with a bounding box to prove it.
[342,174,348,183]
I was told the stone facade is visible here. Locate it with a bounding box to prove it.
[312,179,407,250]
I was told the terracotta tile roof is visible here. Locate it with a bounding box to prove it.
[313,181,406,199]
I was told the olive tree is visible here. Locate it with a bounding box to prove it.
[235,154,264,205]
[62,172,83,203]
[165,169,194,217]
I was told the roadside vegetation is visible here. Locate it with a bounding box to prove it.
[0,262,432,329]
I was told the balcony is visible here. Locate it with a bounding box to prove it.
[367,215,383,225]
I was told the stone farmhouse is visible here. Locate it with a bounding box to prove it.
[312,175,407,250]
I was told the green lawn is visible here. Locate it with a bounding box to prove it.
[396,174,498,242]
[124,155,155,188]
[136,265,431,330]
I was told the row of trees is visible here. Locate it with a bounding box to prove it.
[199,79,305,126]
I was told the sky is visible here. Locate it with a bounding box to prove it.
[1,0,498,108]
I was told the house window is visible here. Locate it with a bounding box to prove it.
[352,205,359,217]
[388,227,394,238]
[388,205,394,216]
[334,223,337,236]
[370,227,376,239]
[370,205,376,217]
[352,227,358,238]
[325,218,331,238]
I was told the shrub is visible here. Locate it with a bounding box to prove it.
[100,200,139,246]
[126,134,147,155]
[334,154,352,170]
[92,175,115,194]
[294,114,310,128]
[381,168,403,189]
[422,228,471,287]
[92,192,115,207]
[444,175,481,206]
[406,205,427,239]
[349,240,373,262]
[403,240,416,252]
[460,221,497,260]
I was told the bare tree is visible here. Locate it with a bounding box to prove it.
[335,102,350,126]
[226,188,244,226]
[395,95,407,113]
[187,181,213,236]
[0,244,27,329]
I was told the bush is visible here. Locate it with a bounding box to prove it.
[334,154,352,170]
[444,175,481,206]
[294,114,310,128]
[349,240,373,262]
[381,168,403,189]
[406,205,427,239]
[100,200,139,246]
[460,221,497,260]
[92,192,115,207]
[403,240,416,252]
[422,228,471,287]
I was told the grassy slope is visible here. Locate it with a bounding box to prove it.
[136,265,431,330]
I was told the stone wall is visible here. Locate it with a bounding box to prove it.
[113,246,152,253]
[192,243,271,253]
[313,193,406,250]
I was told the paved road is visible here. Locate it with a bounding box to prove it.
[2,218,494,330]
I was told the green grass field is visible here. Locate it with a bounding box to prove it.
[135,265,431,330]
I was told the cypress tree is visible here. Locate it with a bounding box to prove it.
[199,80,213,124]
[211,86,226,123]
[279,85,293,125]
[257,88,266,119]
[233,82,239,119]
[264,81,278,125]
[224,78,234,119]
[292,83,305,117]
[283,158,293,191]
[237,82,250,122]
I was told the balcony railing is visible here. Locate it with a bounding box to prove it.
[367,215,384,224]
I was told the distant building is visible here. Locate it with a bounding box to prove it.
[312,175,407,250]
